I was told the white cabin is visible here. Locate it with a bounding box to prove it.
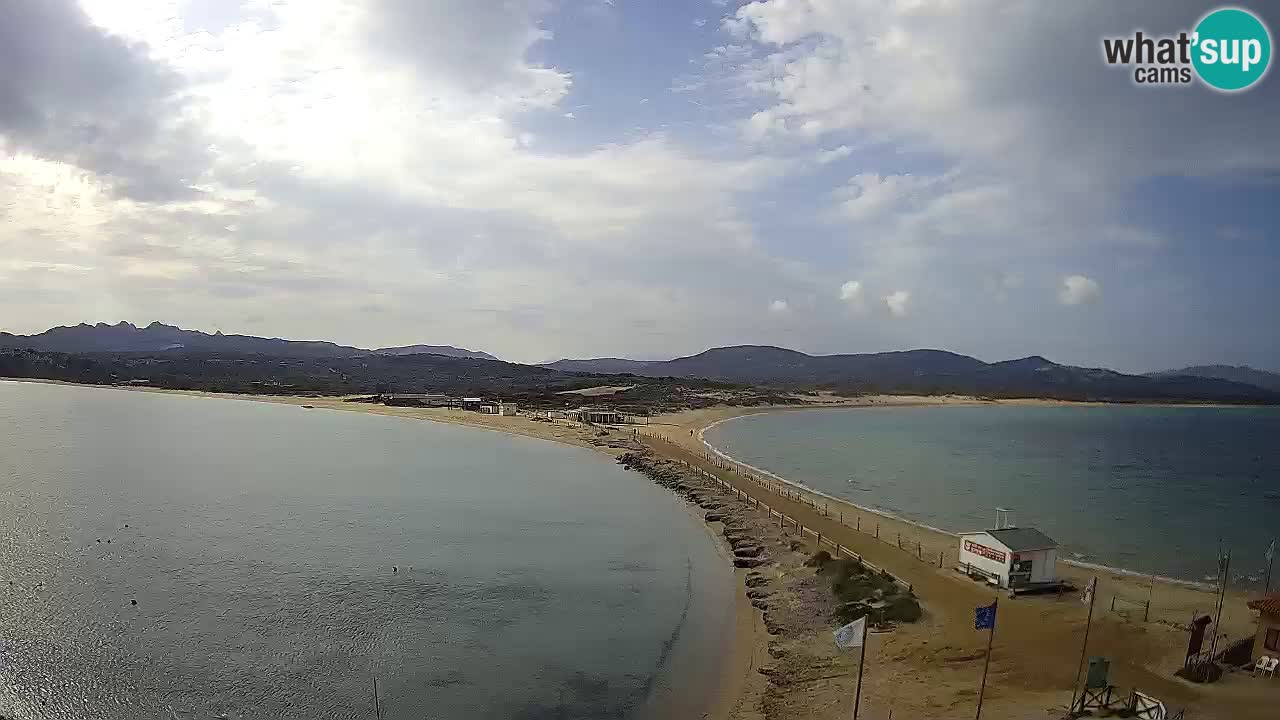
[957,527,1059,589]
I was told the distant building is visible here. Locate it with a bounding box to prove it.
[383,393,450,407]
[458,397,483,410]
[574,408,626,424]
[1247,594,1280,660]
[957,527,1060,590]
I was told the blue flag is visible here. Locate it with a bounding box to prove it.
[975,602,997,630]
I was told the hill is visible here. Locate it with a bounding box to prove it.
[542,357,662,374]
[541,346,1279,403]
[0,348,575,396]
[374,345,499,361]
[0,322,500,361]
[1146,365,1280,392]
[0,322,364,357]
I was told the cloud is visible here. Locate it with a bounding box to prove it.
[816,145,853,164]
[832,173,931,222]
[834,278,865,302]
[731,1,1280,180]
[0,0,209,200]
[694,18,708,28]
[1058,275,1100,306]
[768,299,790,313]
[883,290,910,318]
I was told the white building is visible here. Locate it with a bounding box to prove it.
[957,527,1060,590]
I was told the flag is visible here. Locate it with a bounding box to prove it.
[1081,576,1097,606]
[834,616,867,649]
[975,602,997,630]
[1267,540,1276,564]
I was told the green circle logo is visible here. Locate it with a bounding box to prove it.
[1192,7,1272,91]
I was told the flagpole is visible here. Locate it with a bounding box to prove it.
[1069,578,1097,713]
[853,617,868,720]
[975,597,997,720]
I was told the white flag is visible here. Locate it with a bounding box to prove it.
[1267,540,1276,563]
[1082,576,1097,606]
[834,616,866,649]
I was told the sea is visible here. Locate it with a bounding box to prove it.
[0,380,732,720]
[705,404,1280,587]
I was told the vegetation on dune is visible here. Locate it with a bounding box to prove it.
[811,553,923,625]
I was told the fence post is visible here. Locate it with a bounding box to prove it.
[1110,596,1116,612]
[876,523,880,539]
[939,551,944,568]
[857,517,861,532]
[1144,601,1150,623]
[897,533,901,549]
[917,544,922,560]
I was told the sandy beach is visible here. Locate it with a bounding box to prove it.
[6,379,1272,718]
[642,400,1272,719]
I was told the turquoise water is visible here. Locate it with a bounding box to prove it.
[0,381,731,719]
[706,405,1280,586]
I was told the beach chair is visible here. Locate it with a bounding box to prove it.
[1251,656,1271,675]
[1266,657,1280,678]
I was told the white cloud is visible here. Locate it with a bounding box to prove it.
[1058,275,1100,306]
[838,279,865,311]
[816,145,853,164]
[833,173,930,222]
[883,290,910,317]
[694,18,708,28]
[768,299,789,313]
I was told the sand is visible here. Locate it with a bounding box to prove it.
[641,400,1271,719]
[6,380,1270,718]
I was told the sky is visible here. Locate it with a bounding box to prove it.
[1,0,1277,372]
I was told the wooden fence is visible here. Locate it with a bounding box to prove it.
[632,428,959,593]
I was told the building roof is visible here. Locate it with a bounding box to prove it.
[982,527,1059,551]
[1248,594,1280,614]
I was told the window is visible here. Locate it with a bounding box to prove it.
[1267,628,1280,652]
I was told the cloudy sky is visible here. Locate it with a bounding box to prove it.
[2,0,1277,371]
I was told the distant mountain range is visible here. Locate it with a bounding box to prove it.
[374,344,499,361]
[0,322,498,361]
[3,324,1277,403]
[544,345,1279,402]
[1146,364,1280,392]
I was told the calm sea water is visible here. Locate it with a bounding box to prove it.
[0,381,731,720]
[706,405,1280,586]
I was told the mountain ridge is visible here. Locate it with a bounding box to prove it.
[1146,364,1280,392]
[0,322,497,361]
[3,324,1277,403]
[542,345,1278,402]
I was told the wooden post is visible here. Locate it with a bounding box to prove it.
[876,523,880,539]
[1070,578,1097,713]
[897,533,901,549]
[939,551,945,568]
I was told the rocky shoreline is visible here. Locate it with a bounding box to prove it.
[617,449,888,717]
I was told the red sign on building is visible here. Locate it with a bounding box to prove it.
[964,539,1007,564]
